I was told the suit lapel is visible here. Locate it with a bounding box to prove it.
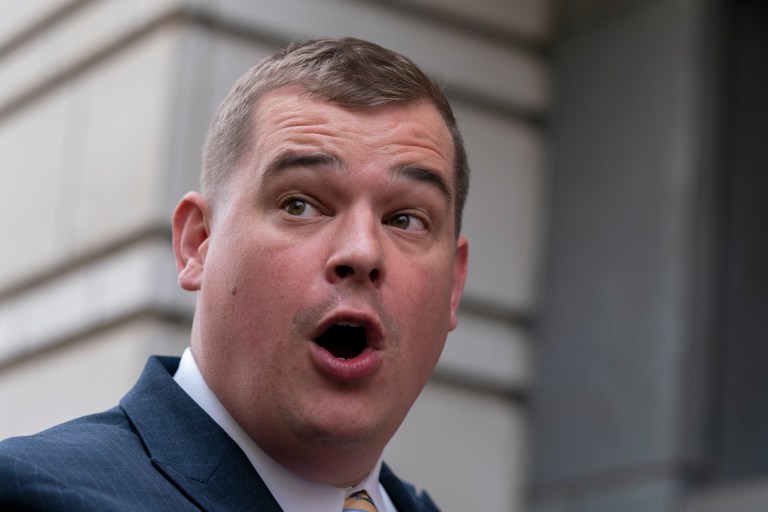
[120,357,283,512]
[380,463,440,512]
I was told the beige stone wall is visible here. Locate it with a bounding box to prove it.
[0,1,551,509]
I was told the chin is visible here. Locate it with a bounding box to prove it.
[296,410,391,451]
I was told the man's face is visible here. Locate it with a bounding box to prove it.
[174,87,467,482]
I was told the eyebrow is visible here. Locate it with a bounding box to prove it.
[394,165,452,204]
[263,151,342,181]
[262,150,452,203]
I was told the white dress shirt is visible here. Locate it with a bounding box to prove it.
[173,348,397,512]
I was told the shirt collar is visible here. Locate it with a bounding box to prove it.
[172,348,392,512]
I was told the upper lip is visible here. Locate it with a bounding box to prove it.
[310,309,385,350]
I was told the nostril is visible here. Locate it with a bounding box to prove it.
[335,265,354,278]
[333,265,381,282]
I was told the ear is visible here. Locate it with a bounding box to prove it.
[172,192,211,292]
[449,235,469,331]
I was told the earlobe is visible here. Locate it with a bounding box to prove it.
[172,192,211,292]
[449,235,469,331]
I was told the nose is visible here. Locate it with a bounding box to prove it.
[324,210,386,286]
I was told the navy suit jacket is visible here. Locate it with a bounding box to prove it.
[0,356,439,511]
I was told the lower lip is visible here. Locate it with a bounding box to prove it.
[308,343,382,380]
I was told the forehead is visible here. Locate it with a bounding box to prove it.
[247,87,455,179]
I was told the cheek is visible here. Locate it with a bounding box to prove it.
[201,237,279,329]
[390,263,454,358]
[219,238,327,341]
[218,227,313,291]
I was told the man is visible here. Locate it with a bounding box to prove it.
[0,37,469,511]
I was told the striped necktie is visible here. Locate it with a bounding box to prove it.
[343,490,378,512]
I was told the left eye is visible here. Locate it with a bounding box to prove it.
[386,213,426,231]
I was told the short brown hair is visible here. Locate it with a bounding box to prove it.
[202,37,470,234]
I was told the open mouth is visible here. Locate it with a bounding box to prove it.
[314,322,368,359]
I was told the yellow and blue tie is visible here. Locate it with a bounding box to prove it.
[343,490,378,512]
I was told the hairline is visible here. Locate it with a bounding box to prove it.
[201,38,469,234]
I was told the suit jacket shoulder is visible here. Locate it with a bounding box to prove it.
[0,405,194,511]
[0,357,280,511]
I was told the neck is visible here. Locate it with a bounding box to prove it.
[258,436,384,487]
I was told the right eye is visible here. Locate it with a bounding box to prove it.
[281,197,320,218]
[285,198,308,215]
